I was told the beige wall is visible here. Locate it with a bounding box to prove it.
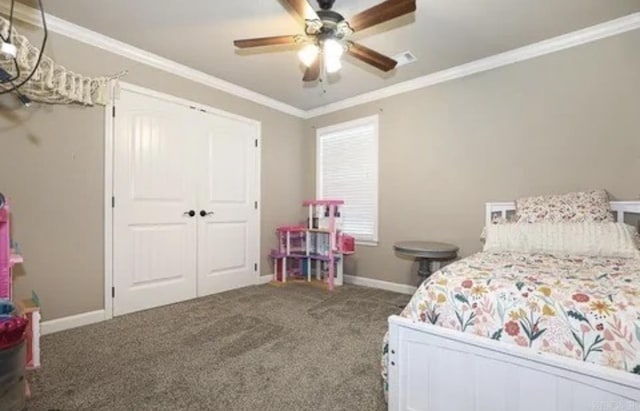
[306,30,640,286]
[2,21,638,320]
[0,24,308,320]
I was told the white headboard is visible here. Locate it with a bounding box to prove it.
[485,201,640,226]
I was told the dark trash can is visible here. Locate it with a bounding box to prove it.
[0,339,26,411]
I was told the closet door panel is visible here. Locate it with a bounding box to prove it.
[200,222,247,274]
[196,112,259,296]
[113,90,197,316]
[205,131,248,204]
[112,87,261,316]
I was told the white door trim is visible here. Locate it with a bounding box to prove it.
[103,80,115,321]
[104,81,262,319]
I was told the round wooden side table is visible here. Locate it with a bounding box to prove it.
[393,241,459,285]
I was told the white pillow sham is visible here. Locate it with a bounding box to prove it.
[483,222,640,259]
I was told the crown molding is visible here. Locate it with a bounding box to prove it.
[304,12,640,118]
[1,3,638,120]
[0,2,307,118]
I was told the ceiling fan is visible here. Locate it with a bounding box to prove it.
[233,0,417,82]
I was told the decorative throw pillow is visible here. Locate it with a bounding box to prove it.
[515,189,613,224]
[483,222,640,259]
[480,214,516,241]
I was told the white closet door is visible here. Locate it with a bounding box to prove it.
[195,111,260,296]
[113,90,197,316]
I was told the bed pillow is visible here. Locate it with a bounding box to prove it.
[480,214,515,241]
[515,189,613,223]
[483,222,640,259]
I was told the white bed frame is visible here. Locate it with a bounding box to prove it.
[388,201,640,411]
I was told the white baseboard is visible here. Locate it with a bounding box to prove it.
[257,274,274,285]
[260,272,416,294]
[344,275,417,295]
[42,277,275,336]
[41,309,106,336]
[37,278,410,337]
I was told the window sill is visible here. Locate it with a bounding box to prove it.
[355,240,378,247]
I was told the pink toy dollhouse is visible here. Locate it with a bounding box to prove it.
[270,200,355,291]
[0,193,40,384]
[271,225,307,281]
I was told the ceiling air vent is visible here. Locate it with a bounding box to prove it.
[393,51,417,67]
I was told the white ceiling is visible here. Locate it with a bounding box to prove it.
[22,0,640,110]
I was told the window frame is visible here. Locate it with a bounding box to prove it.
[315,114,379,246]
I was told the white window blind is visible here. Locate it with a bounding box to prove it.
[316,115,378,244]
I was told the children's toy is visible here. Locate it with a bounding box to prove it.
[0,193,40,397]
[0,306,27,411]
[0,192,20,300]
[0,301,27,349]
[18,292,40,370]
[0,298,28,409]
[270,200,356,291]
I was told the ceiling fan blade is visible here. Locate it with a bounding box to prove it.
[348,0,416,32]
[347,42,398,72]
[303,57,321,82]
[233,35,299,48]
[282,0,320,21]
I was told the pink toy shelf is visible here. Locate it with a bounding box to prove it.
[270,199,356,291]
[0,193,41,397]
[0,201,17,300]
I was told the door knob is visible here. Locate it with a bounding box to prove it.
[200,210,214,217]
[184,210,196,217]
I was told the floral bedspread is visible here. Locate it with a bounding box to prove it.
[382,252,640,397]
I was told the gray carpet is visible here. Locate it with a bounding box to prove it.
[27,284,410,411]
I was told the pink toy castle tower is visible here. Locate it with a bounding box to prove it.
[0,193,22,299]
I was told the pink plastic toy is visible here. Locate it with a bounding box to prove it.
[270,199,355,291]
[0,193,41,395]
[0,193,19,300]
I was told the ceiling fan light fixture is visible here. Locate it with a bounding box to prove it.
[233,0,417,82]
[323,38,343,73]
[298,44,320,67]
[323,38,343,61]
[325,57,342,74]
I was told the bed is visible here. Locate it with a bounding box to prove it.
[384,200,640,411]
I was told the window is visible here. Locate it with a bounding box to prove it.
[316,115,379,245]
